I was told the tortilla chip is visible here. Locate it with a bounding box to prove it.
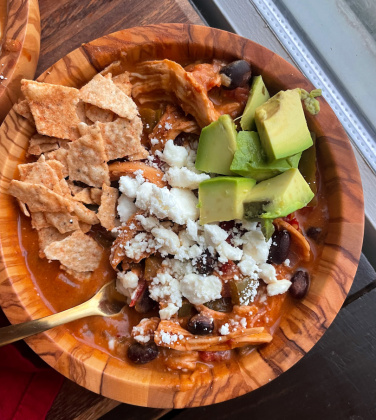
[18,159,62,191]
[31,212,49,230]
[38,227,70,258]
[73,188,94,204]
[14,100,34,123]
[100,61,123,77]
[44,230,103,272]
[85,103,115,123]
[61,266,92,281]
[90,188,102,205]
[45,149,69,177]
[79,222,92,233]
[21,80,80,140]
[28,134,60,156]
[97,184,119,230]
[72,201,99,225]
[44,212,80,234]
[67,126,110,188]
[9,180,74,213]
[79,73,138,120]
[17,199,30,217]
[94,117,147,161]
[112,72,132,96]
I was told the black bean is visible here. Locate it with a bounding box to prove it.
[134,287,157,314]
[173,133,185,146]
[187,314,214,335]
[306,226,322,242]
[127,341,159,364]
[268,229,291,264]
[220,60,252,89]
[195,250,215,275]
[289,270,310,299]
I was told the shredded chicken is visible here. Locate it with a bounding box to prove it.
[131,59,220,127]
[154,320,272,351]
[149,104,199,153]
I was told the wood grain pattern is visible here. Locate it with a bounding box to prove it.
[0,24,364,408]
[0,0,40,122]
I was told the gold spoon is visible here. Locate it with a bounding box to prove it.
[0,281,125,347]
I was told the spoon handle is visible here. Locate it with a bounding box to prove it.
[0,300,100,347]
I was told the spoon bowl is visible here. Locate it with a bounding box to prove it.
[0,281,124,347]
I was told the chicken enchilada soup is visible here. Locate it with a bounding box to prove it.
[11,56,328,372]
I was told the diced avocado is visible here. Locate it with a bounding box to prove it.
[299,132,317,206]
[195,115,237,175]
[243,168,314,219]
[255,89,313,161]
[230,131,302,181]
[240,75,270,131]
[198,177,256,224]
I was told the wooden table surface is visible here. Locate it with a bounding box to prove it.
[21,0,376,418]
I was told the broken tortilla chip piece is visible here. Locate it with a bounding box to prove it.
[38,227,70,258]
[94,117,147,161]
[67,126,110,188]
[79,73,138,120]
[97,184,119,231]
[44,230,103,272]
[18,158,61,191]
[21,80,81,140]
[28,134,60,156]
[14,99,34,123]
[90,188,102,205]
[17,199,30,217]
[9,180,74,213]
[85,103,116,123]
[44,212,81,234]
[45,149,69,177]
[72,201,99,225]
[112,72,132,96]
[31,212,50,230]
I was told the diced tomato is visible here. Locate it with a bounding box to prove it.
[283,213,300,231]
[199,351,231,362]
[129,278,147,307]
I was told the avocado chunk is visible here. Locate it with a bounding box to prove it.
[240,75,270,131]
[198,177,256,224]
[230,131,302,181]
[299,132,317,206]
[195,115,237,176]
[255,89,313,161]
[243,168,314,219]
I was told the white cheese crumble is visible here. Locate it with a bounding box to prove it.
[151,226,181,255]
[180,273,222,305]
[259,263,278,284]
[158,140,188,168]
[237,255,260,280]
[119,175,142,199]
[149,272,182,308]
[116,270,139,299]
[242,230,271,263]
[267,279,292,296]
[203,224,229,247]
[117,194,137,223]
[217,241,243,263]
[219,323,230,335]
[159,303,179,319]
[165,166,210,189]
[135,183,198,224]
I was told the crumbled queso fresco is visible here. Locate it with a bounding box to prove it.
[115,139,291,320]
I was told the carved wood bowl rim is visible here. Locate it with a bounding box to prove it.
[0,24,364,408]
[0,0,40,122]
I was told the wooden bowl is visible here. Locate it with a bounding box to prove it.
[0,24,364,408]
[0,0,40,122]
